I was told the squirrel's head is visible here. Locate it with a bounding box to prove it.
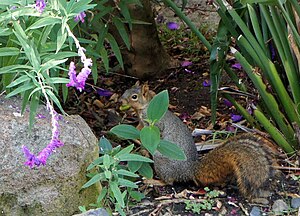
[120,81,155,111]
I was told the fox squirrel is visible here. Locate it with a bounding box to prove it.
[120,82,277,200]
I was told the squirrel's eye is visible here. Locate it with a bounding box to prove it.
[131,94,138,101]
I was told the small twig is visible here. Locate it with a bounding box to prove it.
[273,166,300,171]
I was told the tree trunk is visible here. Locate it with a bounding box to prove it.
[108,0,176,79]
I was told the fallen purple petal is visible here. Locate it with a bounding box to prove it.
[231,114,243,122]
[36,114,46,119]
[225,125,236,132]
[167,22,179,30]
[97,89,113,97]
[156,14,166,24]
[184,68,193,73]
[179,112,190,121]
[202,80,211,87]
[231,63,242,70]
[181,61,193,67]
[223,99,233,107]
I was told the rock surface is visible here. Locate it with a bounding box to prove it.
[73,208,109,216]
[291,197,300,209]
[0,96,100,215]
[272,199,289,215]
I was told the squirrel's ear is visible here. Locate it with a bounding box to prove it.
[141,84,149,97]
[134,80,140,87]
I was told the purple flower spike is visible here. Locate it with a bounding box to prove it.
[167,22,179,30]
[35,0,46,13]
[74,11,86,23]
[202,80,211,87]
[231,114,243,122]
[66,60,92,92]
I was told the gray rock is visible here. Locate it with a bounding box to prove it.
[291,197,300,209]
[73,208,109,216]
[250,206,261,216]
[0,96,100,215]
[272,199,289,215]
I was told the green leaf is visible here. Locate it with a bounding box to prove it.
[104,170,112,179]
[129,191,145,202]
[138,162,153,179]
[0,65,33,74]
[27,17,61,30]
[100,46,109,72]
[81,173,104,188]
[6,75,30,88]
[96,186,108,203]
[5,82,35,98]
[119,0,132,29]
[99,136,113,154]
[106,33,124,69]
[140,126,160,155]
[119,153,153,163]
[0,47,19,57]
[117,169,139,177]
[147,90,169,122]
[47,77,69,84]
[118,178,138,188]
[115,144,134,157]
[42,51,78,62]
[56,27,68,53]
[111,181,125,208]
[128,161,143,172]
[103,154,111,169]
[157,140,187,161]
[41,58,68,72]
[45,89,66,114]
[110,124,140,140]
[112,17,130,50]
[87,156,103,171]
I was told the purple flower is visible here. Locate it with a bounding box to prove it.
[74,11,86,23]
[202,80,211,87]
[231,114,243,122]
[35,0,46,13]
[66,59,92,92]
[223,99,233,107]
[231,63,242,70]
[167,22,179,30]
[181,61,193,67]
[23,108,64,168]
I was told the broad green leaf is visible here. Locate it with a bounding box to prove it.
[82,173,104,188]
[117,169,139,177]
[115,144,134,157]
[111,181,125,208]
[147,90,169,122]
[106,33,124,69]
[0,47,19,57]
[157,140,187,161]
[103,154,111,169]
[42,51,78,62]
[27,17,61,30]
[0,8,40,23]
[6,75,30,88]
[104,170,112,179]
[128,161,143,172]
[5,82,35,98]
[119,153,153,163]
[112,17,130,49]
[110,124,140,140]
[87,156,104,171]
[129,191,145,202]
[99,46,109,72]
[118,178,138,188]
[138,162,153,179]
[99,136,113,154]
[140,126,160,155]
[119,0,132,29]
[0,27,12,36]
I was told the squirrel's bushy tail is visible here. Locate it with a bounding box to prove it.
[194,134,277,199]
